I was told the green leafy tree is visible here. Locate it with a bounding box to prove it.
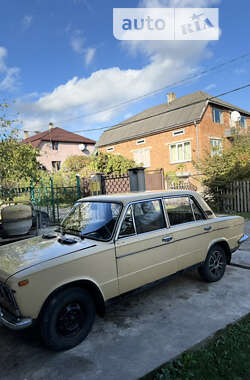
[62,155,91,173]
[196,134,250,190]
[89,152,136,175]
[0,104,41,188]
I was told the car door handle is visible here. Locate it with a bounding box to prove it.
[162,236,173,243]
[204,226,212,231]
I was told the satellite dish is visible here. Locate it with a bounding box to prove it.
[231,111,241,123]
[79,144,85,151]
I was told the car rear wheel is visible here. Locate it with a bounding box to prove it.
[40,287,95,351]
[199,245,227,282]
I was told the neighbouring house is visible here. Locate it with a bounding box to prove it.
[23,124,96,171]
[97,91,250,189]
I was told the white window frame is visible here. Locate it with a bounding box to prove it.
[212,107,224,124]
[133,148,151,168]
[106,146,114,152]
[136,138,145,145]
[169,141,192,164]
[210,138,222,157]
[172,129,184,137]
[239,116,246,128]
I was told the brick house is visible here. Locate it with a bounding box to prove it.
[23,124,96,171]
[97,91,250,189]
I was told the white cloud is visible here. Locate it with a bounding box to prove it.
[204,83,216,91]
[0,47,20,91]
[70,31,85,54]
[70,30,96,65]
[22,15,33,30]
[85,48,96,65]
[18,0,219,134]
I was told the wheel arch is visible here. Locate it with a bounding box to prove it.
[208,239,231,264]
[38,279,106,320]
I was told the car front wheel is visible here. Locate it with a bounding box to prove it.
[40,287,95,351]
[199,245,227,282]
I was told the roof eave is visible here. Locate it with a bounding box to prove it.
[208,100,250,116]
[97,119,201,148]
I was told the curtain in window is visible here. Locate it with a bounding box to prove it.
[184,142,191,160]
[170,145,177,162]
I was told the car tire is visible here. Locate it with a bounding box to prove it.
[199,245,227,283]
[40,287,95,351]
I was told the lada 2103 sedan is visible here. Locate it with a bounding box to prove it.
[0,191,248,350]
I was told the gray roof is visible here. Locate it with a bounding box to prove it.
[97,91,250,147]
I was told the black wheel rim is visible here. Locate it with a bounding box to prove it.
[56,302,85,337]
[208,250,225,277]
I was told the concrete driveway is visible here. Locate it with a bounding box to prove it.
[0,222,249,380]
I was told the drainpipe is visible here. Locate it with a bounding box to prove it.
[194,120,200,162]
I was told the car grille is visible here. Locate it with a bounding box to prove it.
[0,281,19,317]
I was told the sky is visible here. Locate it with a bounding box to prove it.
[0,0,250,143]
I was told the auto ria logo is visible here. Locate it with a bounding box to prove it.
[113,8,219,41]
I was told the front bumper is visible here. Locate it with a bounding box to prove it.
[0,306,32,331]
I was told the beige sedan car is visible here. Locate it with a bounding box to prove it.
[0,191,248,350]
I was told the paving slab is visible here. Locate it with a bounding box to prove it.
[0,221,249,380]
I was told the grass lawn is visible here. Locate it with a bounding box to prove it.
[141,313,250,380]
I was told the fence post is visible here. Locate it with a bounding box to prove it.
[30,179,35,204]
[76,174,81,199]
[128,167,145,192]
[50,177,56,224]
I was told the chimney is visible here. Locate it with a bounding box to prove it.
[24,131,29,139]
[49,122,54,130]
[167,92,176,104]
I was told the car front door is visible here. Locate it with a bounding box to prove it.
[115,199,178,294]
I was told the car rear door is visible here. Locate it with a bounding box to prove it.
[162,195,213,271]
[115,199,178,294]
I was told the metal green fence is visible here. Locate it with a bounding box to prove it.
[0,175,90,225]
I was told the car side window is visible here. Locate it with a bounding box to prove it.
[164,197,194,226]
[190,198,206,221]
[119,206,136,238]
[133,200,166,234]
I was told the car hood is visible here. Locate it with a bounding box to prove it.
[0,234,96,281]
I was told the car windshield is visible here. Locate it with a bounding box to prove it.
[61,201,122,241]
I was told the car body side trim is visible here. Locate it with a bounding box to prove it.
[116,226,231,260]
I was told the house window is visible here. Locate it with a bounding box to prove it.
[133,148,151,168]
[212,107,224,124]
[173,129,184,137]
[106,146,114,152]
[52,141,59,150]
[136,139,145,145]
[239,116,246,128]
[52,161,61,171]
[170,142,191,163]
[210,139,222,157]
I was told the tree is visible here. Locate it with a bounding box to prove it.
[62,155,91,173]
[0,104,41,188]
[89,152,136,175]
[196,134,250,191]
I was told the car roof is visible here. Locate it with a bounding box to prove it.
[80,190,200,205]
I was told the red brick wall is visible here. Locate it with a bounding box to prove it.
[99,104,249,189]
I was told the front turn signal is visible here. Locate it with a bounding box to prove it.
[18,279,29,287]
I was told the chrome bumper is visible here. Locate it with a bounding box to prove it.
[0,307,32,331]
[238,234,249,245]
